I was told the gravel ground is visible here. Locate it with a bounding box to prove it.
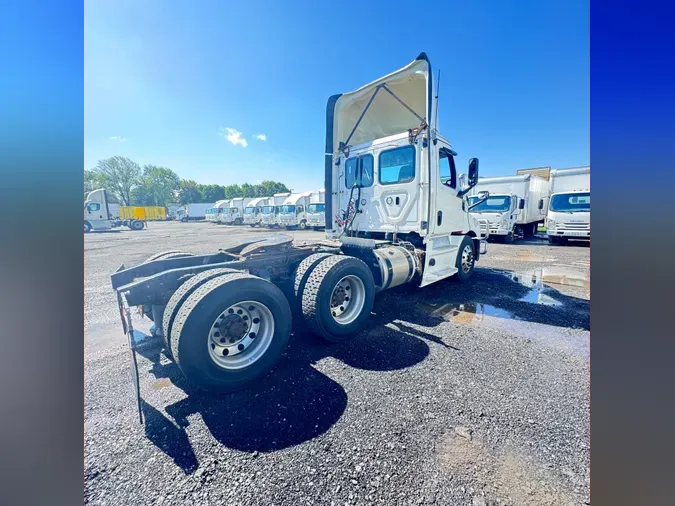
[85,222,589,506]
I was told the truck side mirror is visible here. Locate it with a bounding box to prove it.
[519,198,525,210]
[467,158,479,187]
[538,199,544,210]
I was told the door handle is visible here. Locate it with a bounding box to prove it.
[437,210,443,226]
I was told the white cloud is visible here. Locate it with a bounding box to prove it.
[254,134,267,141]
[220,128,248,147]
[109,136,127,142]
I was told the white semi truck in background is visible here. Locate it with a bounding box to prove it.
[243,197,271,227]
[205,200,229,223]
[84,189,145,232]
[306,189,326,229]
[111,53,489,420]
[261,193,291,227]
[221,197,252,225]
[279,192,313,229]
[544,166,590,244]
[468,174,550,242]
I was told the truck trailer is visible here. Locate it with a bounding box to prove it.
[468,174,550,242]
[261,193,290,227]
[545,166,590,244]
[111,53,489,422]
[306,190,326,229]
[84,189,146,232]
[243,197,271,227]
[278,192,312,229]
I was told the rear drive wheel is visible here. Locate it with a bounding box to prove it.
[141,251,195,321]
[130,220,145,231]
[162,268,239,358]
[300,255,375,342]
[454,236,476,282]
[292,253,333,312]
[170,273,291,392]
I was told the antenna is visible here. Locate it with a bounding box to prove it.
[433,69,441,135]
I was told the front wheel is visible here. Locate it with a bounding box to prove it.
[298,220,307,230]
[84,221,91,233]
[300,255,375,342]
[454,236,476,282]
[170,272,291,392]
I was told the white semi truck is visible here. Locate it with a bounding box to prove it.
[84,189,145,232]
[545,166,590,244]
[261,193,290,227]
[221,197,253,225]
[205,200,229,223]
[278,192,313,229]
[306,189,326,229]
[243,197,271,227]
[468,174,550,242]
[111,53,489,422]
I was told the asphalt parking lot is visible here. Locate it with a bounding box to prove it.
[85,221,589,506]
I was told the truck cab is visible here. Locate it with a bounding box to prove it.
[84,189,145,232]
[206,200,229,223]
[221,198,251,225]
[261,193,290,227]
[243,197,270,227]
[279,192,312,229]
[326,53,487,287]
[468,193,520,240]
[545,167,590,244]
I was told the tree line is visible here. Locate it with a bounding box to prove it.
[85,156,290,206]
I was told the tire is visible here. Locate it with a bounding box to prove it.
[300,255,375,343]
[170,272,292,392]
[250,224,256,228]
[548,236,557,245]
[504,231,514,244]
[84,221,91,233]
[298,220,307,230]
[130,220,145,231]
[454,236,476,282]
[292,253,334,312]
[162,268,239,358]
[236,218,243,226]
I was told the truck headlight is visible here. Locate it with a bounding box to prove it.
[548,220,555,229]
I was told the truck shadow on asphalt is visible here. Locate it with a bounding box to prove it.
[135,266,587,474]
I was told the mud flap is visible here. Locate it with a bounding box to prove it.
[115,264,144,425]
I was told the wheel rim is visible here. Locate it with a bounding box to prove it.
[329,275,366,325]
[207,300,275,370]
[461,244,474,274]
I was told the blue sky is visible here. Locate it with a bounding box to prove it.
[85,0,589,192]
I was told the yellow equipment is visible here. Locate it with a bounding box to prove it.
[119,206,167,221]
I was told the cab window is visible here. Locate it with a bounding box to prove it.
[87,203,101,212]
[345,154,374,188]
[379,145,415,185]
[439,148,457,189]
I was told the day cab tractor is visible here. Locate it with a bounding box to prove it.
[111,53,489,422]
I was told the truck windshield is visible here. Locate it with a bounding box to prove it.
[244,207,256,214]
[280,205,295,214]
[550,192,590,212]
[307,204,325,214]
[262,206,275,214]
[468,195,512,213]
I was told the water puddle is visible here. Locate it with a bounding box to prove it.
[417,302,515,324]
[505,267,589,306]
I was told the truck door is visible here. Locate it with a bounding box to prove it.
[84,189,111,230]
[420,144,465,287]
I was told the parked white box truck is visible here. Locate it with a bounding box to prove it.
[545,166,590,244]
[261,193,290,227]
[178,203,216,222]
[205,200,229,223]
[243,197,271,227]
[306,189,326,229]
[468,174,550,242]
[221,197,253,225]
[278,192,313,229]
